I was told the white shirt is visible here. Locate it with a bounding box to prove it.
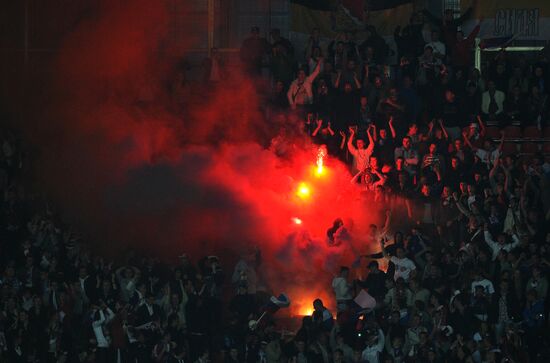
[92,308,115,348]
[471,279,495,295]
[426,41,446,57]
[361,329,385,363]
[475,148,501,168]
[287,63,320,106]
[332,277,352,301]
[349,143,374,172]
[390,256,416,281]
[484,230,520,260]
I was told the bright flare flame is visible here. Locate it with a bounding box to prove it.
[296,182,311,199]
[292,217,302,225]
[300,307,314,316]
[315,146,327,177]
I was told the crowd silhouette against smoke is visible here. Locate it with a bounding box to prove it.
[0,0,549,362]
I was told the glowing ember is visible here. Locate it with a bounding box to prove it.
[296,182,311,199]
[292,217,302,225]
[315,146,326,176]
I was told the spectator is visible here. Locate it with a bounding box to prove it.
[481,80,506,123]
[240,26,270,76]
[287,59,322,113]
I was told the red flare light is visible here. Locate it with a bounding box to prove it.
[296,182,311,199]
[315,146,327,177]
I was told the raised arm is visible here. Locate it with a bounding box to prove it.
[438,119,449,140]
[388,117,396,139]
[380,238,390,259]
[366,125,375,155]
[325,122,335,136]
[462,131,477,151]
[334,70,342,88]
[476,115,486,138]
[381,209,391,236]
[311,119,323,137]
[307,57,323,83]
[353,72,362,89]
[496,131,505,153]
[453,192,472,217]
[347,128,357,155]
[339,131,346,150]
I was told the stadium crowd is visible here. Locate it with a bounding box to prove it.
[1,5,550,363]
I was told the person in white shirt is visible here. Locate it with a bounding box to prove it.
[481,80,506,120]
[347,126,375,175]
[463,132,504,169]
[380,239,416,281]
[483,224,520,261]
[427,30,446,57]
[332,266,352,312]
[287,58,322,110]
[471,270,495,295]
[361,328,385,363]
[91,302,115,361]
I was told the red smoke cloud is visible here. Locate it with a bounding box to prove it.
[16,0,386,315]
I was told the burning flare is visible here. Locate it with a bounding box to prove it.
[316,146,327,177]
[296,182,311,199]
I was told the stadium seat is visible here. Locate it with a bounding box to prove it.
[485,126,501,139]
[520,142,540,154]
[503,126,521,138]
[501,142,518,154]
[523,126,542,139]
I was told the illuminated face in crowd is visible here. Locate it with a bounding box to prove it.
[402,137,411,149]
[429,143,437,154]
[370,157,379,170]
[380,129,387,139]
[297,69,306,83]
[421,184,430,197]
[356,139,365,149]
[451,158,459,169]
[409,124,418,135]
[445,90,455,102]
[454,139,462,151]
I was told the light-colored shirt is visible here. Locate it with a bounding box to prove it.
[332,276,352,301]
[361,329,385,363]
[484,230,520,261]
[390,256,416,281]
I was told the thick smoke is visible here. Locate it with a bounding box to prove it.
[16,0,385,315]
